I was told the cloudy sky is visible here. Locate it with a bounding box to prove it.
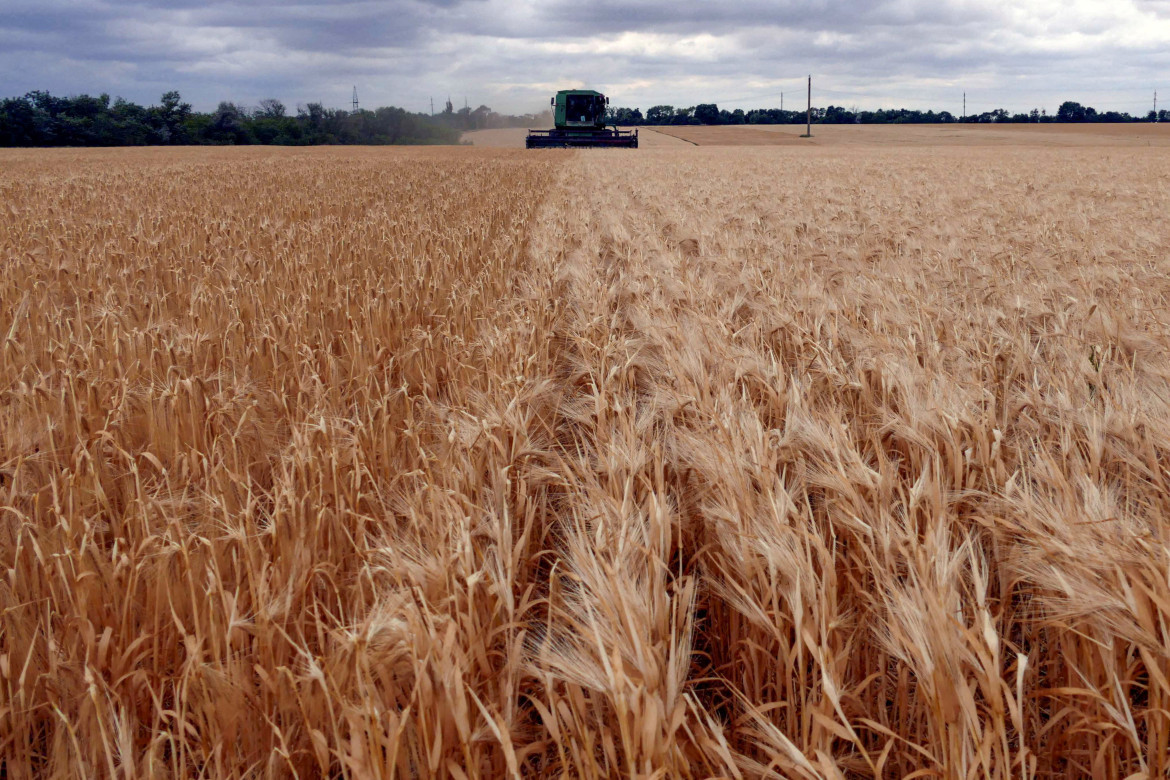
[1,0,1167,116]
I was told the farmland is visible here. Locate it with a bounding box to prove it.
[465,122,1170,147]
[3,132,1170,778]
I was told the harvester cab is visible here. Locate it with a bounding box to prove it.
[526,90,639,149]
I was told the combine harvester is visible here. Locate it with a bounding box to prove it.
[526,90,638,149]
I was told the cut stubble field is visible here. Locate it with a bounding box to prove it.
[3,131,1170,778]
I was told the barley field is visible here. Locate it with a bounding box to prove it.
[2,135,1170,778]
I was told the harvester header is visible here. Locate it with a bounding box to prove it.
[526,90,639,149]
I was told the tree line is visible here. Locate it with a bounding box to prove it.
[609,101,1169,125]
[4,90,1164,146]
[0,91,551,147]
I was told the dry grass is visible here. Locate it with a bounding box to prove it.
[3,143,1170,778]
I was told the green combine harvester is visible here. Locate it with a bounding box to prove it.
[526,90,639,149]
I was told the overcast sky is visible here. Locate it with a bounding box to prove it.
[1,0,1167,116]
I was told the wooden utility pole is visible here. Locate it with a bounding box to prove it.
[801,75,812,137]
[963,92,966,121]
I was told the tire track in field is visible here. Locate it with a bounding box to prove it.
[642,126,699,145]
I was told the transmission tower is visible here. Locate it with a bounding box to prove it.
[352,86,359,112]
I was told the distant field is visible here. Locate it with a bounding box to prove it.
[4,140,1170,778]
[466,121,1170,147]
[462,126,694,147]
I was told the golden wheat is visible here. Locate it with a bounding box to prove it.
[2,141,1170,778]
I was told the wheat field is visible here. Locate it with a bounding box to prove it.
[2,140,1170,778]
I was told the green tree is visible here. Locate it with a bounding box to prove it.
[257,98,286,119]
[156,91,192,143]
[607,107,643,125]
[645,105,674,124]
[0,96,41,145]
[693,103,720,124]
[204,101,252,144]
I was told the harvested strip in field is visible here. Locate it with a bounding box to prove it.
[462,126,696,148]
[646,125,807,145]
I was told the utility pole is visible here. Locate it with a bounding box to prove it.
[801,75,812,137]
[430,97,434,116]
[963,92,966,122]
[1156,90,1159,121]
[352,86,359,112]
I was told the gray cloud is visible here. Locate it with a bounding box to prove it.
[533,0,999,37]
[0,0,1165,116]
